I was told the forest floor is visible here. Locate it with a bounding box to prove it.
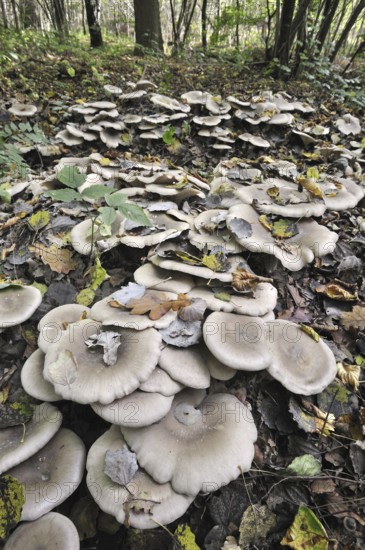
[0,34,365,550]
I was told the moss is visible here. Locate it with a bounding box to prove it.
[0,475,25,541]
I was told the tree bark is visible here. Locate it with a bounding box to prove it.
[288,0,312,50]
[315,0,339,54]
[52,0,68,34]
[10,0,19,31]
[133,0,163,54]
[22,0,40,28]
[84,0,103,47]
[202,0,208,49]
[0,0,9,28]
[330,0,365,61]
[274,0,296,69]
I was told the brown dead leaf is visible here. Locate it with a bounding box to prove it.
[124,292,192,320]
[336,362,361,390]
[340,305,365,330]
[310,478,336,494]
[31,243,78,274]
[289,398,335,436]
[232,267,272,292]
[315,283,357,301]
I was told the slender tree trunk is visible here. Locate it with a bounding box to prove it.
[274,0,296,69]
[10,0,19,31]
[53,0,68,34]
[235,0,240,48]
[330,0,365,61]
[0,0,9,28]
[133,0,163,54]
[315,0,339,54]
[288,0,312,50]
[202,0,208,49]
[22,0,40,29]
[84,0,103,47]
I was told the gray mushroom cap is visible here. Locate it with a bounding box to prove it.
[86,426,195,529]
[21,349,61,402]
[121,390,257,496]
[159,346,211,389]
[0,403,62,475]
[265,320,337,395]
[91,391,174,427]
[0,285,42,329]
[4,512,80,550]
[37,304,91,353]
[8,428,86,521]
[335,113,361,135]
[43,319,162,404]
[139,367,185,395]
[203,311,272,370]
[133,263,194,294]
[8,103,37,116]
[70,213,124,256]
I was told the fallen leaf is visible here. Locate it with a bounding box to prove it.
[281,505,328,549]
[31,243,78,274]
[47,350,78,386]
[76,288,95,306]
[160,318,202,347]
[316,283,357,301]
[232,267,272,292]
[85,331,121,366]
[286,454,322,476]
[125,292,192,320]
[27,210,50,231]
[299,325,320,342]
[297,175,324,198]
[336,362,361,390]
[0,475,25,542]
[340,305,365,330]
[239,505,276,547]
[174,524,201,550]
[104,447,138,485]
[113,283,146,306]
[289,398,335,436]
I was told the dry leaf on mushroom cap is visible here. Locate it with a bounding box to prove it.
[120,389,257,496]
[188,209,243,254]
[43,319,162,404]
[265,320,337,395]
[91,390,174,427]
[21,349,61,402]
[0,403,62,475]
[86,425,195,529]
[235,179,327,218]
[203,311,271,371]
[4,512,80,550]
[0,284,42,328]
[119,212,190,249]
[226,203,338,271]
[8,428,86,521]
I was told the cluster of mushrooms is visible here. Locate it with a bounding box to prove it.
[2,86,364,545]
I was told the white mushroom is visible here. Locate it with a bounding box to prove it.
[0,285,42,328]
[8,103,37,117]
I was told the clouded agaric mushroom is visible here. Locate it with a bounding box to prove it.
[121,389,257,495]
[8,103,37,117]
[8,428,86,521]
[4,512,80,550]
[335,113,361,135]
[86,426,195,529]
[203,311,271,371]
[43,319,162,404]
[37,303,91,353]
[0,403,62,475]
[21,349,61,402]
[0,285,42,329]
[265,320,337,395]
[159,346,211,389]
[133,263,194,294]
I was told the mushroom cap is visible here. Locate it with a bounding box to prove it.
[4,512,80,550]
[159,346,211,389]
[8,103,37,116]
[265,320,337,395]
[56,129,84,146]
[86,426,194,529]
[150,94,190,112]
[0,403,62,475]
[104,84,123,95]
[119,213,189,249]
[37,304,91,353]
[226,203,338,271]
[335,113,361,135]
[8,428,86,521]
[70,214,123,256]
[181,91,208,105]
[139,367,185,395]
[90,289,178,330]
[187,282,277,317]
[238,133,271,148]
[133,263,194,294]
[322,177,365,210]
[0,285,42,328]
[91,391,174,427]
[43,319,162,404]
[121,390,257,495]
[189,209,243,254]
[203,311,271,370]
[21,349,61,402]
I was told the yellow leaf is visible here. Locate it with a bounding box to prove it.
[99,157,111,166]
[267,186,280,199]
[174,524,201,550]
[306,167,320,180]
[336,362,361,390]
[28,211,50,231]
[31,243,78,274]
[300,325,320,342]
[259,214,273,231]
[89,257,109,291]
[76,288,95,306]
[316,283,357,301]
[296,176,324,199]
[202,254,222,272]
[281,505,328,550]
[271,219,298,239]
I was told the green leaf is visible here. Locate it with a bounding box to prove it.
[355,355,365,367]
[271,218,298,239]
[0,189,11,203]
[98,207,117,227]
[56,166,86,188]
[162,126,176,145]
[81,185,113,200]
[76,288,95,306]
[28,210,50,231]
[46,189,83,202]
[67,66,75,77]
[0,475,25,541]
[90,257,108,291]
[214,292,231,302]
[281,505,328,549]
[118,203,152,226]
[174,524,201,550]
[287,454,322,476]
[306,167,320,180]
[32,282,48,296]
[106,192,127,207]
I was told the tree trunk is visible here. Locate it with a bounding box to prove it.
[52,0,67,34]
[84,0,103,47]
[288,0,312,50]
[0,0,9,28]
[202,0,208,49]
[274,0,296,70]
[315,0,339,54]
[330,0,365,61]
[133,0,163,54]
[10,0,19,31]
[22,0,40,29]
